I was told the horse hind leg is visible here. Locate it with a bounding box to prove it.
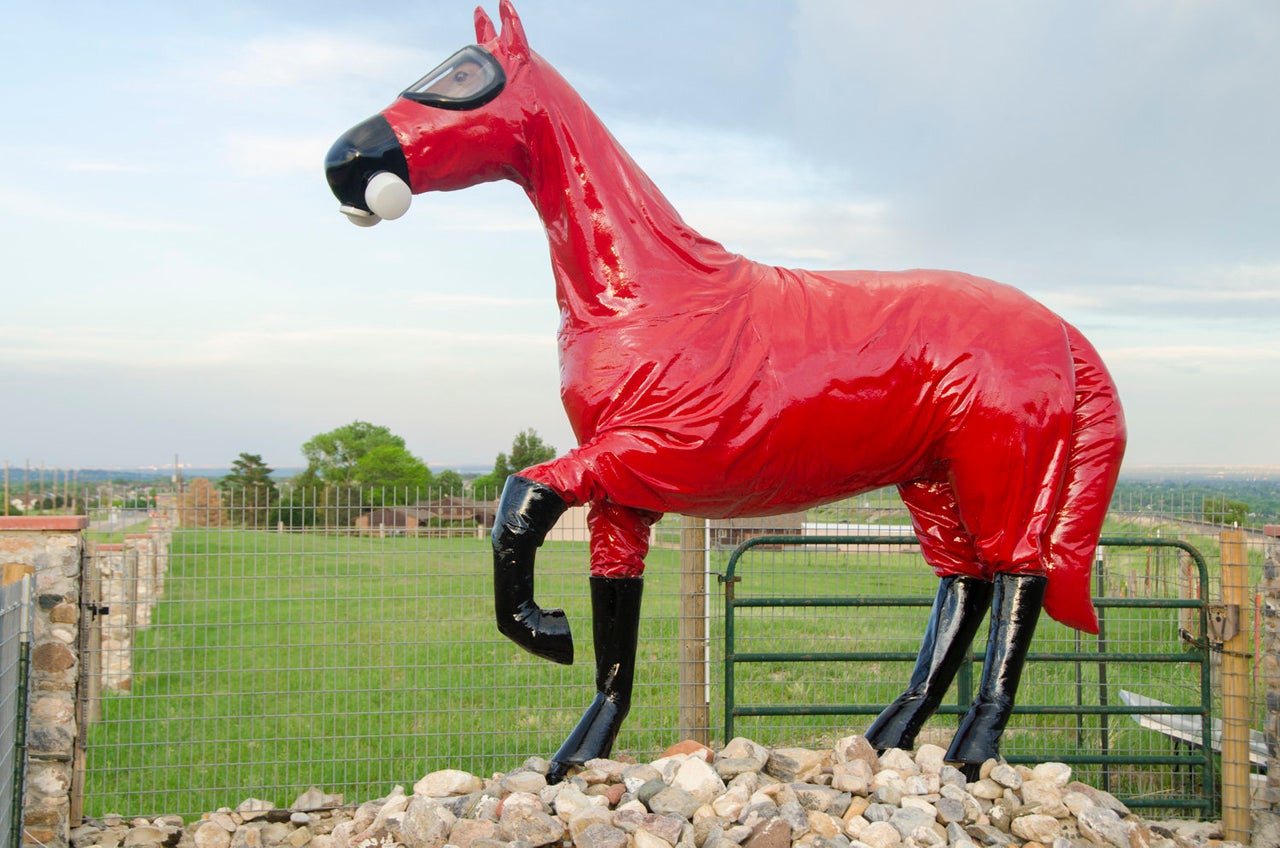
[944,571,1047,779]
[864,574,992,752]
[864,480,991,753]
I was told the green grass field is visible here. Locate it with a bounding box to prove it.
[80,511,1236,819]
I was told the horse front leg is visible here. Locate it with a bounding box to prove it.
[533,497,656,784]
[492,475,573,664]
[546,575,643,784]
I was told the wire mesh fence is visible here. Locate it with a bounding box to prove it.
[76,485,1271,823]
[0,573,33,848]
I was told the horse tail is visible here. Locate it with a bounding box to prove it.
[1042,325,1127,635]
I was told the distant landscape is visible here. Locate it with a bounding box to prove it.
[9,463,1279,527]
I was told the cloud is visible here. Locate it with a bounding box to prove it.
[0,186,200,233]
[214,32,423,91]
[0,325,553,371]
[609,120,893,265]
[411,293,545,308]
[223,132,335,176]
[64,161,147,174]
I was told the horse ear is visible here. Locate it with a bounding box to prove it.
[498,0,530,58]
[474,6,497,43]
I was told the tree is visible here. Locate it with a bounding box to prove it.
[435,469,466,496]
[1204,496,1250,527]
[221,453,278,526]
[302,421,406,485]
[179,478,226,528]
[353,444,434,504]
[510,428,557,471]
[472,428,557,499]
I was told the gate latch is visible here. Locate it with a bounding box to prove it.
[86,603,111,618]
[1207,603,1239,642]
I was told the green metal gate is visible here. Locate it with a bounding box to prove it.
[721,535,1213,816]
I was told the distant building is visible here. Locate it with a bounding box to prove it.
[709,512,805,550]
[356,496,495,536]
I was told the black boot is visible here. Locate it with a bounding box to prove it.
[864,576,993,752]
[945,572,1048,779]
[546,576,644,784]
[492,476,573,665]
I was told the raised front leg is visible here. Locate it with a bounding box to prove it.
[492,475,573,664]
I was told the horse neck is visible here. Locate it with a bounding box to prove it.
[517,60,741,322]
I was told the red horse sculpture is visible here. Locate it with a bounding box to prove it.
[325,1,1126,782]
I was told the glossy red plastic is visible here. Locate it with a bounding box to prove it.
[368,1,1125,633]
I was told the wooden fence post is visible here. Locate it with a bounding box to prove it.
[679,516,709,745]
[1219,528,1250,842]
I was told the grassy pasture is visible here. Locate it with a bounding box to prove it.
[83,515,1222,818]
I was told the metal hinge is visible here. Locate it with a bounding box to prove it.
[1207,603,1240,642]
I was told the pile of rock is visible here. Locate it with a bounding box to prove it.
[69,737,1235,848]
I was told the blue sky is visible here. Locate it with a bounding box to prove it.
[3,2,1277,472]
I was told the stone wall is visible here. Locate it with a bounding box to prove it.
[0,516,88,848]
[87,525,171,693]
[1264,525,1279,816]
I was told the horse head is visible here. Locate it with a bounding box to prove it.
[324,1,535,227]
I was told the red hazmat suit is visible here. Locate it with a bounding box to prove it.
[339,1,1126,634]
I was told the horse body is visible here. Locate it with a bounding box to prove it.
[325,0,1125,779]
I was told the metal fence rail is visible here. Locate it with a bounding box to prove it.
[722,535,1215,817]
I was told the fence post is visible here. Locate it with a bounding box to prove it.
[1263,526,1280,820]
[678,516,709,745]
[1219,528,1250,842]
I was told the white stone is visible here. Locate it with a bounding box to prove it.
[901,776,930,796]
[899,797,936,817]
[501,791,543,815]
[988,764,1022,790]
[914,745,946,776]
[877,749,918,775]
[635,828,675,848]
[1076,805,1132,848]
[807,811,843,838]
[1020,779,1069,817]
[910,824,946,847]
[1011,814,1062,843]
[650,754,693,782]
[501,771,547,794]
[721,737,770,768]
[968,779,1002,800]
[194,823,231,848]
[553,786,608,819]
[1031,762,1072,786]
[567,805,615,839]
[765,747,828,782]
[712,785,750,820]
[844,815,869,839]
[673,756,727,803]
[1062,791,1093,817]
[401,796,456,848]
[414,769,483,797]
[859,821,902,848]
[871,770,904,792]
[832,759,874,795]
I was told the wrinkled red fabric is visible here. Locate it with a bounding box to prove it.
[381,0,1125,633]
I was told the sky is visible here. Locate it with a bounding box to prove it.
[3,1,1277,473]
